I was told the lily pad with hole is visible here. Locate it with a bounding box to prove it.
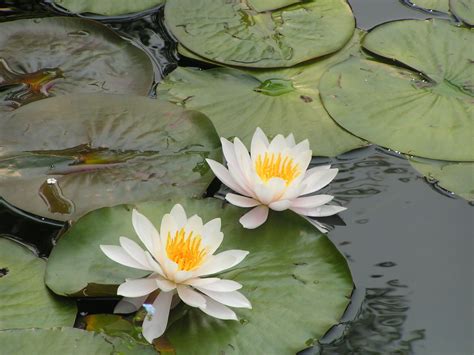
[165,0,355,68]
[45,198,352,353]
[0,328,156,354]
[53,0,165,17]
[158,31,367,157]
[0,17,153,112]
[409,157,474,201]
[320,19,473,161]
[0,94,221,222]
[0,237,76,330]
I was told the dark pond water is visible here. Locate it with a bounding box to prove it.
[0,1,472,354]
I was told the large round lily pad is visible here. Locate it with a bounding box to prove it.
[0,17,153,112]
[0,328,156,354]
[0,94,221,222]
[0,237,76,330]
[45,198,352,353]
[165,0,355,68]
[409,157,474,201]
[158,31,366,157]
[53,0,164,17]
[320,20,473,161]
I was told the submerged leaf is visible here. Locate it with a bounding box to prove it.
[0,17,153,112]
[320,20,473,161]
[0,94,221,221]
[45,198,352,353]
[0,238,76,330]
[159,31,367,157]
[165,0,355,68]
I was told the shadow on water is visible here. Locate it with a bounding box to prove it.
[0,2,472,355]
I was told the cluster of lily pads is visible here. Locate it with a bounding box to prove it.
[0,0,472,353]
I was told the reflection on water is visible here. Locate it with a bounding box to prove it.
[38,178,75,215]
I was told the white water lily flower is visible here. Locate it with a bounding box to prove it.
[100,204,251,343]
[206,127,346,229]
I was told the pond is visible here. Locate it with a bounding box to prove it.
[0,1,472,354]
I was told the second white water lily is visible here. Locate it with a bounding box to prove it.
[206,128,346,229]
[100,204,251,343]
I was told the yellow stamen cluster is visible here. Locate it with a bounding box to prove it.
[255,152,300,185]
[166,228,207,271]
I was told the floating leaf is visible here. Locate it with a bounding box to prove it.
[0,94,221,221]
[451,0,474,25]
[164,0,355,68]
[0,17,153,112]
[0,328,156,354]
[53,0,165,16]
[409,157,474,201]
[0,237,76,330]
[403,0,450,12]
[320,20,473,161]
[45,198,352,353]
[158,31,366,157]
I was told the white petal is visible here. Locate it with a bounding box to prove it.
[291,195,334,209]
[255,178,286,204]
[132,209,158,255]
[303,217,330,234]
[291,139,310,155]
[185,215,204,235]
[239,205,269,229]
[114,295,148,314]
[251,132,269,162]
[194,279,242,292]
[202,218,223,255]
[173,270,194,284]
[221,138,253,195]
[225,193,260,208]
[233,138,255,188]
[304,165,331,178]
[268,134,287,152]
[206,159,247,195]
[285,133,296,147]
[196,289,252,309]
[170,204,187,229]
[144,252,165,276]
[268,200,291,211]
[293,150,312,176]
[196,250,249,277]
[156,278,176,292]
[159,213,177,252]
[119,237,150,269]
[184,277,221,286]
[177,285,207,308]
[142,291,173,343]
[117,278,160,298]
[252,127,269,149]
[291,205,347,217]
[199,295,238,320]
[100,245,152,271]
[301,168,339,195]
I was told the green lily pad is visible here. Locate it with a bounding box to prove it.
[0,17,153,112]
[403,0,450,12]
[0,328,156,354]
[0,237,76,330]
[451,0,474,25]
[409,157,474,201]
[45,198,352,353]
[0,94,221,222]
[164,0,355,68]
[158,31,367,157]
[53,0,165,16]
[320,20,473,161]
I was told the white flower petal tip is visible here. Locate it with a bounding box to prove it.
[210,128,344,228]
[100,203,251,341]
[239,205,269,229]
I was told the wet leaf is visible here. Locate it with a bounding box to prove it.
[320,20,473,161]
[409,157,474,201]
[85,314,145,343]
[158,31,367,157]
[54,0,164,16]
[0,94,221,221]
[403,0,450,12]
[451,0,474,25]
[164,0,355,68]
[0,17,153,112]
[45,198,353,353]
[0,328,156,354]
[0,237,76,330]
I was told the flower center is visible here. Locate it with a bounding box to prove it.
[166,228,207,271]
[255,152,300,185]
